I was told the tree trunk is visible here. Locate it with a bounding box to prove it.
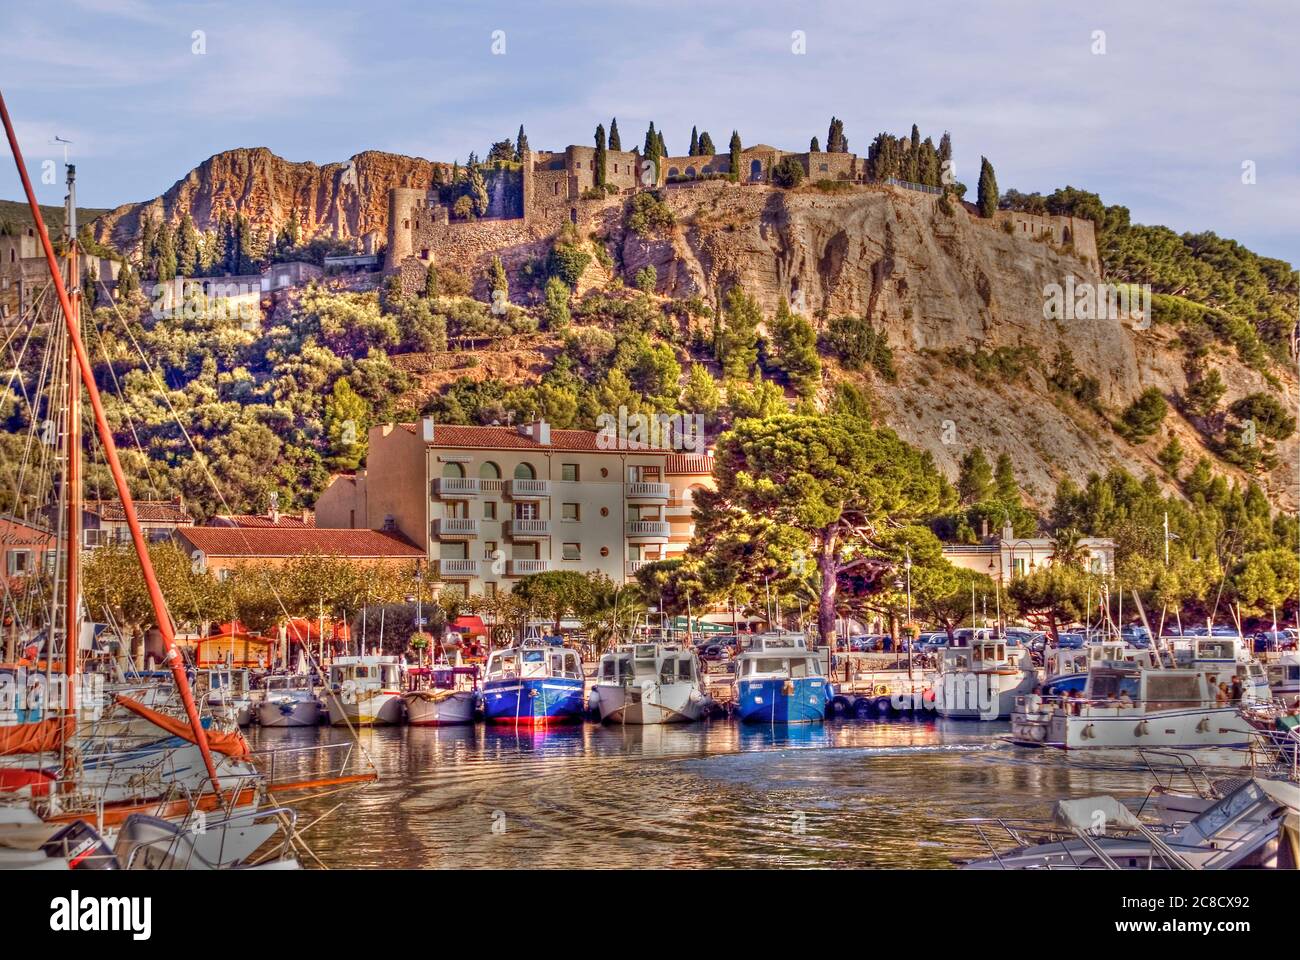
[817,531,839,647]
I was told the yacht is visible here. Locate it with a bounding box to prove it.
[932,634,1037,720]
[481,642,585,724]
[1166,633,1271,702]
[733,632,831,724]
[1267,654,1299,704]
[255,673,322,727]
[324,656,405,726]
[197,667,254,726]
[591,641,712,724]
[402,665,480,726]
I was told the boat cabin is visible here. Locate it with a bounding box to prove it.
[737,634,823,680]
[198,667,250,699]
[328,656,403,690]
[263,673,313,694]
[1082,667,1208,713]
[599,643,697,685]
[485,646,582,682]
[943,639,1013,672]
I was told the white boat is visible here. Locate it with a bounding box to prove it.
[1010,655,1258,760]
[1267,654,1299,704]
[402,665,479,726]
[591,642,712,724]
[932,635,1037,720]
[324,656,405,726]
[1167,634,1271,702]
[255,673,322,727]
[198,667,254,726]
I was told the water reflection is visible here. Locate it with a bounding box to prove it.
[252,717,1162,869]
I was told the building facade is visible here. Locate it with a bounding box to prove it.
[176,527,424,581]
[942,522,1115,581]
[319,419,714,598]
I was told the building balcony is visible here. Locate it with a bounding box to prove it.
[508,559,551,576]
[437,558,481,578]
[506,479,550,498]
[433,477,480,498]
[625,559,657,576]
[625,481,671,501]
[433,517,480,538]
[625,520,671,540]
[507,518,552,538]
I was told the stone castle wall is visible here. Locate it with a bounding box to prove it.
[994,210,1099,268]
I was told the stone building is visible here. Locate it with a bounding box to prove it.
[0,227,121,324]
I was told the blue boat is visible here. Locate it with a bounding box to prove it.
[482,642,585,725]
[733,632,831,724]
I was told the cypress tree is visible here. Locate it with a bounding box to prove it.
[689,126,699,157]
[468,165,490,217]
[608,118,621,151]
[490,255,509,302]
[155,220,177,281]
[515,124,529,160]
[728,131,742,182]
[424,261,439,299]
[176,213,199,277]
[827,117,847,153]
[698,131,715,155]
[116,262,138,301]
[977,156,999,218]
[810,136,820,152]
[657,130,667,158]
[139,213,158,276]
[910,123,921,153]
[938,131,952,166]
[643,122,657,157]
[594,124,607,187]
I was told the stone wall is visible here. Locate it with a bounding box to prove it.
[993,210,1099,268]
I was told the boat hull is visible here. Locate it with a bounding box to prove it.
[736,677,829,724]
[325,691,403,726]
[594,682,709,724]
[482,678,584,725]
[256,697,322,728]
[1011,703,1257,757]
[403,690,477,726]
[934,669,1036,720]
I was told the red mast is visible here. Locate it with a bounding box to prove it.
[0,90,223,792]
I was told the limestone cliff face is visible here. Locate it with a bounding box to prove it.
[613,184,1297,509]
[92,147,437,253]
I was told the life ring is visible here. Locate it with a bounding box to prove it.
[874,684,890,696]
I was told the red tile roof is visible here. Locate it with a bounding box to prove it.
[178,528,423,559]
[85,500,193,523]
[209,514,316,528]
[401,422,677,454]
[665,454,715,476]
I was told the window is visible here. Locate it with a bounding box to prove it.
[562,503,580,521]
[485,582,497,598]
[442,462,465,478]
[514,502,539,520]
[483,540,498,559]
[483,501,497,520]
[514,462,536,480]
[479,461,501,479]
[421,248,430,260]
[562,542,581,561]
[6,550,31,575]
[560,463,579,482]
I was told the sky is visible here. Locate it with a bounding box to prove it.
[1,0,1297,266]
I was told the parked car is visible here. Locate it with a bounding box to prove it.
[1056,632,1085,649]
[918,633,949,654]
[1253,629,1299,651]
[700,643,734,662]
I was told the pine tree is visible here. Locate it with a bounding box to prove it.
[958,447,993,504]
[720,285,760,378]
[698,131,715,155]
[728,131,742,182]
[810,136,820,152]
[770,298,821,398]
[977,156,999,218]
[515,124,529,160]
[608,118,621,151]
[680,363,721,419]
[993,452,1021,505]
[176,213,199,277]
[594,124,607,187]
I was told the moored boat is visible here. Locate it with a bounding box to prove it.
[733,632,830,724]
[481,643,584,725]
[325,656,405,726]
[255,673,322,727]
[592,641,712,724]
[402,665,480,726]
[932,634,1037,720]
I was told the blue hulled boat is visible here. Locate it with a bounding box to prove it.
[482,642,585,724]
[734,632,831,724]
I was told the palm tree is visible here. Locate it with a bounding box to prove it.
[1049,527,1086,568]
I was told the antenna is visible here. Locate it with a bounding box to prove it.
[51,135,73,166]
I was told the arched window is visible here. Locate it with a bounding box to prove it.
[750,159,763,181]
[685,166,697,178]
[442,462,465,478]
[513,462,536,480]
[667,167,679,178]
[479,461,501,479]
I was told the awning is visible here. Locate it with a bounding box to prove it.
[451,615,486,637]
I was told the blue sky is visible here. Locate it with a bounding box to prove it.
[2,0,1297,266]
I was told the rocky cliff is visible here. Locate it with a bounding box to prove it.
[92,147,438,252]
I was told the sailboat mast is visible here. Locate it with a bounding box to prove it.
[0,90,223,792]
[64,162,81,702]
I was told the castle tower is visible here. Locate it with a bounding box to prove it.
[521,147,534,225]
[385,186,425,271]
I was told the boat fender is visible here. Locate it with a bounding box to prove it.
[1196,717,1210,733]
[688,690,704,703]
[1135,721,1149,737]
[852,698,873,720]
[782,680,795,696]
[872,695,893,715]
[828,695,853,718]
[1030,724,1046,742]
[1082,724,1095,740]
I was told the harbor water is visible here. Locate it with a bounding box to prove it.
[250,718,1169,869]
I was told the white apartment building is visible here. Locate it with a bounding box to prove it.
[942,522,1115,580]
[316,419,714,598]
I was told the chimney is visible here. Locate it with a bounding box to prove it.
[422,417,435,443]
[517,419,550,445]
[1002,520,1014,543]
[980,518,989,540]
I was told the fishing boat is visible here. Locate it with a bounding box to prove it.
[1010,653,1258,758]
[591,641,712,724]
[1166,633,1272,702]
[932,634,1037,720]
[325,656,405,726]
[402,665,480,726]
[255,673,322,727]
[481,641,585,725]
[1268,654,1299,704]
[198,666,254,726]
[733,632,831,724]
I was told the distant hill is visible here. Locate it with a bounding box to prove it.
[0,198,111,238]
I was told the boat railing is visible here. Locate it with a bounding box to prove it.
[120,804,300,870]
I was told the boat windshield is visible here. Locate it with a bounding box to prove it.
[1180,782,1265,842]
